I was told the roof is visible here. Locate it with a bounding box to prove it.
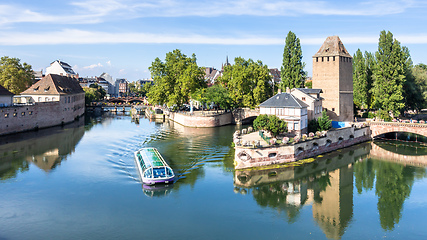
[20,74,84,95]
[295,88,323,94]
[313,36,352,58]
[0,84,14,96]
[259,93,308,108]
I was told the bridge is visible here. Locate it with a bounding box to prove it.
[369,141,427,167]
[232,108,260,124]
[108,97,146,104]
[368,121,427,138]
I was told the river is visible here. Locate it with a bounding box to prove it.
[0,111,426,240]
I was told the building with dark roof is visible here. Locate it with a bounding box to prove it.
[45,60,78,78]
[259,89,309,135]
[1,74,85,136]
[0,84,14,107]
[292,88,323,121]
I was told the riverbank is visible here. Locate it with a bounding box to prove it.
[233,125,371,169]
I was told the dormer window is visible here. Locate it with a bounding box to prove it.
[302,97,306,101]
[34,86,39,91]
[44,86,50,92]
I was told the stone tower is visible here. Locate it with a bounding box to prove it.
[312,36,353,122]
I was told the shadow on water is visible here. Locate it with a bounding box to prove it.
[0,118,85,181]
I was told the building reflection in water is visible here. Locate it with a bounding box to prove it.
[234,143,371,239]
[0,118,85,179]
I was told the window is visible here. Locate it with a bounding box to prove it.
[29,111,33,115]
[333,56,335,61]
[4,113,8,118]
[13,112,17,117]
[38,97,42,102]
[302,97,306,101]
[322,57,324,62]
[327,57,329,61]
[316,57,318,62]
[294,122,299,130]
[45,97,49,101]
[21,112,25,116]
[332,108,335,111]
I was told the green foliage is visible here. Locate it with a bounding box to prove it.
[371,30,406,118]
[218,57,272,108]
[307,119,319,133]
[147,49,206,107]
[205,84,234,110]
[253,114,287,137]
[318,110,332,131]
[412,64,427,108]
[280,31,306,90]
[353,49,372,109]
[304,80,312,89]
[84,83,106,104]
[0,56,34,94]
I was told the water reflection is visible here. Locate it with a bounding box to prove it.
[234,143,370,239]
[0,118,84,180]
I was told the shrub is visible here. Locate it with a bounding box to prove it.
[283,137,289,144]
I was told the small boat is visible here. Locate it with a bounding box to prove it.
[134,148,175,185]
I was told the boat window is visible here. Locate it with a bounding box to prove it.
[153,168,167,178]
[166,167,174,177]
[143,169,153,178]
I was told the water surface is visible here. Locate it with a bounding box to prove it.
[1,113,426,239]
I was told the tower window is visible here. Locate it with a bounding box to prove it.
[322,57,324,62]
[332,108,335,111]
[333,56,335,61]
[327,57,329,61]
[316,57,318,62]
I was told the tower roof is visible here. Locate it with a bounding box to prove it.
[313,36,351,58]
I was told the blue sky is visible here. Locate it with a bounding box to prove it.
[1,0,426,81]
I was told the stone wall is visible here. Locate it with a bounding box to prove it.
[168,111,233,127]
[0,99,84,136]
[234,126,371,169]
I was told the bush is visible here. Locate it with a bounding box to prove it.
[253,114,287,137]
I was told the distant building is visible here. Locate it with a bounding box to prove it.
[99,73,115,96]
[269,68,281,91]
[1,74,85,136]
[312,36,353,122]
[45,60,78,78]
[115,78,128,97]
[0,84,14,107]
[19,74,84,106]
[204,67,221,86]
[33,70,44,83]
[135,79,153,89]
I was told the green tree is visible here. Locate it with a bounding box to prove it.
[402,48,424,111]
[412,64,427,108]
[280,31,305,90]
[371,31,406,119]
[0,56,34,94]
[318,110,332,131]
[253,114,287,137]
[218,57,272,108]
[205,84,234,110]
[147,49,206,107]
[353,49,370,109]
[84,83,106,104]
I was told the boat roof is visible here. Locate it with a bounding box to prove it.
[136,148,169,168]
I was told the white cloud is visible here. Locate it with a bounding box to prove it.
[1,29,427,46]
[0,0,421,26]
[106,61,112,66]
[83,63,103,69]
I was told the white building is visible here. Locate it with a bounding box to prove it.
[45,60,78,78]
[0,84,14,107]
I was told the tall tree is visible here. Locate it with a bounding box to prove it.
[402,47,424,111]
[0,56,34,94]
[412,64,427,108]
[147,49,206,107]
[371,31,406,119]
[280,31,306,90]
[353,49,369,109]
[218,57,272,108]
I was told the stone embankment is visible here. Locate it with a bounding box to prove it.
[233,124,371,169]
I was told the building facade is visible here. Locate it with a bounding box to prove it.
[45,60,78,78]
[312,36,353,122]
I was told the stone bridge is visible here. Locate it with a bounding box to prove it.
[108,97,146,104]
[232,108,260,124]
[369,141,427,167]
[368,121,427,138]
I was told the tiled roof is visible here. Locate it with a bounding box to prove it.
[313,36,352,58]
[259,93,308,108]
[20,74,84,95]
[0,84,14,96]
[295,88,323,94]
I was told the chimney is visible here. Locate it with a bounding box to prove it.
[286,87,290,93]
[278,88,282,94]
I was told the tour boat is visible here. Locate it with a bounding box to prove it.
[134,147,175,185]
